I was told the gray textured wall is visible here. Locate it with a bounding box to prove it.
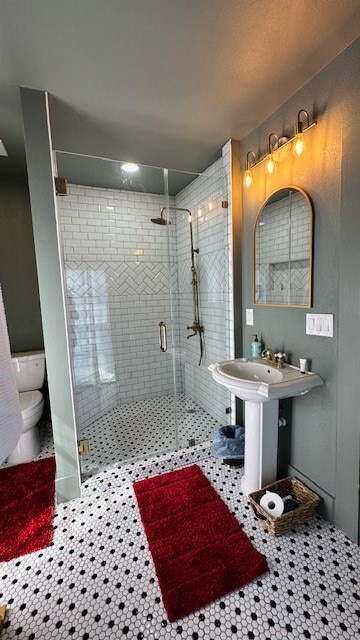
[239,38,360,542]
[0,179,43,351]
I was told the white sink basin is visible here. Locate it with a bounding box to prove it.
[209,358,324,402]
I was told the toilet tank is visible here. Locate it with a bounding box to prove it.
[11,350,46,392]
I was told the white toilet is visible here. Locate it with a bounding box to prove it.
[8,350,46,465]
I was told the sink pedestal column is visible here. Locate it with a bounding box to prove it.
[240,399,279,495]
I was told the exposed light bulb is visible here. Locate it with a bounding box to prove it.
[293,133,306,157]
[243,169,253,188]
[244,151,256,188]
[266,134,278,176]
[293,110,310,157]
[266,154,276,175]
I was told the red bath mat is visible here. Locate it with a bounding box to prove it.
[133,464,268,621]
[0,456,56,562]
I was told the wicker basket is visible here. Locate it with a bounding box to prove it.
[248,476,320,536]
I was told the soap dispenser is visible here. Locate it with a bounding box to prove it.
[251,334,262,358]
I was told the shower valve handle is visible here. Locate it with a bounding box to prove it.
[187,323,204,338]
[187,325,197,338]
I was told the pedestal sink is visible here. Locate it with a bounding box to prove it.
[209,358,324,495]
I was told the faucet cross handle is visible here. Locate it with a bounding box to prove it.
[275,352,287,368]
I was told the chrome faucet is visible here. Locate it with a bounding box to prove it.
[261,348,286,369]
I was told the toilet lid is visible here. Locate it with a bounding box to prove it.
[19,390,43,414]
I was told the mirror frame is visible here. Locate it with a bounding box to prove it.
[253,185,314,308]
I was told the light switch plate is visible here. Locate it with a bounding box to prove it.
[306,313,333,337]
[246,309,254,325]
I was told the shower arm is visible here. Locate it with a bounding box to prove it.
[160,207,204,365]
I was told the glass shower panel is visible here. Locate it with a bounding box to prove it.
[166,158,234,448]
[56,154,181,476]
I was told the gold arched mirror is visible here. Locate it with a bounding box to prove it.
[254,186,313,307]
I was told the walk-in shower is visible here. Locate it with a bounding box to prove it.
[56,151,233,478]
[152,207,204,365]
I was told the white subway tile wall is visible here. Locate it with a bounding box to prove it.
[174,149,234,424]
[57,150,234,446]
[58,188,174,430]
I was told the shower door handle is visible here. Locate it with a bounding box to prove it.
[159,322,167,352]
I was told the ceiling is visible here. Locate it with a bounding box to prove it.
[0,0,359,191]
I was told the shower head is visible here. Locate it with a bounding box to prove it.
[151,216,168,225]
[151,206,191,226]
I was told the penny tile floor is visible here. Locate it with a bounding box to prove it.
[1,442,359,639]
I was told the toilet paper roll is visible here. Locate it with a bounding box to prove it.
[259,491,284,518]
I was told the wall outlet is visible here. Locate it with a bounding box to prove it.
[246,308,254,325]
[306,313,334,337]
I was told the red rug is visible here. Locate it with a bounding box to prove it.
[133,464,268,621]
[0,456,56,562]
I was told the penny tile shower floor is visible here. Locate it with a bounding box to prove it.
[78,393,223,476]
[1,442,359,640]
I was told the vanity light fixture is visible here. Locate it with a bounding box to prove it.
[265,133,278,175]
[243,109,317,188]
[243,151,256,188]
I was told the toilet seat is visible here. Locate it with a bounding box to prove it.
[19,390,44,420]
